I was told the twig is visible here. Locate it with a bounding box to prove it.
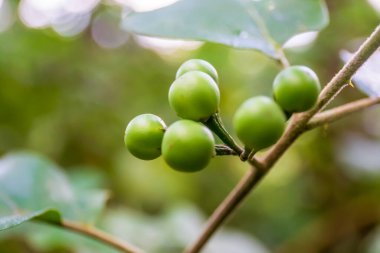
[263,24,380,169]
[239,148,252,161]
[307,97,380,129]
[185,24,380,253]
[60,220,144,253]
[184,167,265,253]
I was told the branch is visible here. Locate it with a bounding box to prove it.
[60,220,144,253]
[307,97,380,129]
[317,28,380,112]
[263,24,380,169]
[184,168,265,253]
[185,24,380,253]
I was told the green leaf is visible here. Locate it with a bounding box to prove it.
[122,0,329,58]
[0,209,61,231]
[0,152,108,231]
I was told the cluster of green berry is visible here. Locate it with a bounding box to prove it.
[124,59,321,173]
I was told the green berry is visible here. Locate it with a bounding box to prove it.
[162,120,215,172]
[273,66,321,112]
[176,59,218,82]
[233,96,286,151]
[124,114,166,160]
[169,71,220,121]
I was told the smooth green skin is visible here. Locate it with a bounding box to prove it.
[176,59,218,82]
[162,120,215,172]
[169,71,220,121]
[273,66,321,112]
[124,114,166,160]
[233,96,286,151]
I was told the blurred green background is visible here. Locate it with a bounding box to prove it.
[1,0,380,252]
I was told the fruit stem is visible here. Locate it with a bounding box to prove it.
[239,147,252,161]
[204,114,243,155]
[214,144,238,156]
[248,150,257,161]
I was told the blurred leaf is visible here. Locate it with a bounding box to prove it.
[335,133,380,177]
[0,209,60,231]
[0,203,268,253]
[122,0,329,58]
[99,204,269,253]
[24,222,120,253]
[0,152,108,231]
[340,50,380,97]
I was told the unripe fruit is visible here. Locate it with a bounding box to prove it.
[273,66,321,112]
[162,120,215,172]
[176,59,218,82]
[124,114,166,160]
[233,96,286,151]
[169,71,220,121]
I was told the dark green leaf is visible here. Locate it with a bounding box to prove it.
[122,0,329,58]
